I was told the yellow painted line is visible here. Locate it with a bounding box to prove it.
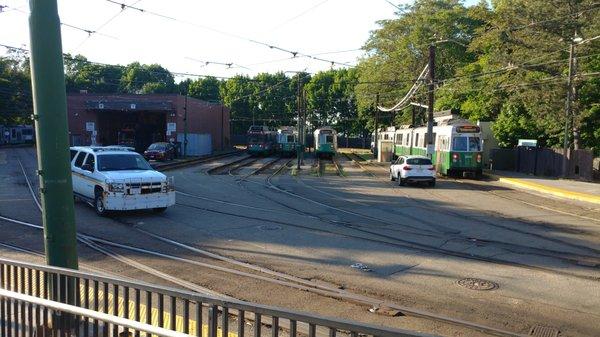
[78,287,237,337]
[496,176,600,205]
[4,273,236,336]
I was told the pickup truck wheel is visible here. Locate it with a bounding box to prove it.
[94,194,108,216]
[153,207,167,213]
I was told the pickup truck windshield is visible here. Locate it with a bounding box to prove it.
[97,154,152,171]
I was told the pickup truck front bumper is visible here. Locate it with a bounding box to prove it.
[103,191,176,210]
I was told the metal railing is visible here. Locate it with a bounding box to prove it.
[0,258,434,337]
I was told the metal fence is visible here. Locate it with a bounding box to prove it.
[490,147,594,180]
[0,258,431,337]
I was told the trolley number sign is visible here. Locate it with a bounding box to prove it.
[456,125,480,133]
[320,130,333,134]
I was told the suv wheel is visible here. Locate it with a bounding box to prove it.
[94,194,108,216]
[399,178,406,186]
[153,207,167,213]
[390,171,396,181]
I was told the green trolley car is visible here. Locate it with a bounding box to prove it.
[247,125,277,156]
[314,127,337,158]
[392,121,483,177]
[276,126,298,156]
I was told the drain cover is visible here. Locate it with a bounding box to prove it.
[258,225,282,231]
[529,325,559,337]
[457,278,498,291]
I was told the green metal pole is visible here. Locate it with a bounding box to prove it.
[28,0,79,274]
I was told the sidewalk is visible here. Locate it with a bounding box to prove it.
[486,170,600,205]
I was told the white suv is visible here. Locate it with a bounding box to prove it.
[69,146,175,215]
[390,155,436,187]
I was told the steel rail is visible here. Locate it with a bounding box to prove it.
[237,156,282,180]
[227,157,260,176]
[7,158,558,336]
[0,258,431,337]
[342,155,600,255]
[205,155,252,174]
[7,154,584,336]
[156,150,242,172]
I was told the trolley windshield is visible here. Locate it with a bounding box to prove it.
[248,135,265,143]
[452,136,481,152]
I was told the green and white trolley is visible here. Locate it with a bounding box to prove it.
[314,127,337,158]
[392,120,483,177]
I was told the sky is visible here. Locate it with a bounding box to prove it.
[0,0,479,80]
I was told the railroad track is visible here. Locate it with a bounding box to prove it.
[316,157,343,177]
[155,150,242,172]
[236,156,283,180]
[7,155,593,336]
[340,154,600,254]
[205,155,254,175]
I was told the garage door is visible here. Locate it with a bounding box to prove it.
[177,133,212,156]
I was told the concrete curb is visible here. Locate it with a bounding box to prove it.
[487,173,600,205]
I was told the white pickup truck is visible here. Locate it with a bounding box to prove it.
[69,146,175,215]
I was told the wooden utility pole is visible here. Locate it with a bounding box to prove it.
[296,74,302,169]
[374,93,379,157]
[426,44,435,159]
[562,42,576,177]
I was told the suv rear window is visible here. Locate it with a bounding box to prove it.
[406,158,432,165]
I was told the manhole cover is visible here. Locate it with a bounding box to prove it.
[457,278,498,291]
[529,325,559,337]
[258,225,282,231]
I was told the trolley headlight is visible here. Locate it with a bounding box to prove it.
[452,153,459,162]
[476,154,482,163]
[108,182,125,193]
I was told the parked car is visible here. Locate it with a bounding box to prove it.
[70,146,175,215]
[144,142,176,161]
[389,155,436,187]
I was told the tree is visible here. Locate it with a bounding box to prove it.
[220,75,256,134]
[0,52,32,125]
[120,62,175,94]
[64,56,124,93]
[188,76,221,102]
[356,0,483,132]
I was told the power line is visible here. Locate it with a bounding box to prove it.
[268,0,331,31]
[0,4,118,39]
[102,0,353,67]
[74,0,143,51]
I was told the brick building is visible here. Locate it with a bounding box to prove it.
[67,93,230,155]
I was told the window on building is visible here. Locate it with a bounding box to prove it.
[414,133,419,147]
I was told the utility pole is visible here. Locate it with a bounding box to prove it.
[562,42,576,177]
[183,95,188,157]
[426,44,435,159]
[221,104,224,150]
[296,74,302,169]
[28,0,78,302]
[374,93,379,159]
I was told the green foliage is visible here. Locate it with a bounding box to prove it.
[0,52,32,125]
[120,62,175,94]
[355,0,600,150]
[188,76,221,101]
[491,103,543,147]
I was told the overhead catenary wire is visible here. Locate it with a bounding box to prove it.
[102,0,353,67]
[0,4,118,40]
